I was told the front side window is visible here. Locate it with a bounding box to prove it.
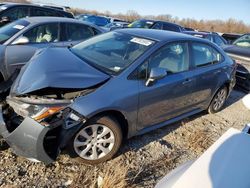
[151,22,163,30]
[80,15,110,27]
[70,32,155,74]
[233,34,250,48]
[23,23,59,43]
[0,19,29,44]
[163,24,180,32]
[138,42,189,79]
[192,42,223,67]
[2,7,29,21]
[66,23,97,41]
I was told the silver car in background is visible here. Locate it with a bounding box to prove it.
[0,16,104,94]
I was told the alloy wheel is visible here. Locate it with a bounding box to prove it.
[213,88,227,111]
[73,124,115,160]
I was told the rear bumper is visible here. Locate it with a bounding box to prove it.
[0,106,54,164]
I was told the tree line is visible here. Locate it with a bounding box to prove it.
[2,0,250,34]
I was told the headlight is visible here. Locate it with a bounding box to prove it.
[32,106,65,121]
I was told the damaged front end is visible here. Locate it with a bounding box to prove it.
[0,47,111,163]
[0,93,88,164]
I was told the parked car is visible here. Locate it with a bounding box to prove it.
[0,16,104,94]
[0,29,236,164]
[104,21,130,30]
[222,33,242,44]
[183,31,228,47]
[223,33,250,91]
[0,3,73,27]
[128,19,185,32]
[156,94,250,188]
[76,14,111,27]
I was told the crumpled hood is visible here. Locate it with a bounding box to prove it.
[11,47,110,95]
[223,45,250,58]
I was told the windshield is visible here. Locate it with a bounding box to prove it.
[80,15,110,26]
[0,19,29,44]
[233,34,250,48]
[128,20,155,28]
[70,32,155,74]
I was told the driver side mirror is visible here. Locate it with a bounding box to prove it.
[12,36,29,45]
[145,67,167,87]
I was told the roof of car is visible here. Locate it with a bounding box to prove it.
[20,16,89,24]
[0,3,67,13]
[139,19,182,27]
[117,28,204,42]
[183,31,210,36]
[17,17,104,32]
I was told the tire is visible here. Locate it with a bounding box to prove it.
[68,115,122,164]
[208,86,228,114]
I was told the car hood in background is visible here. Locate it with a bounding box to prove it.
[11,47,110,95]
[223,45,250,59]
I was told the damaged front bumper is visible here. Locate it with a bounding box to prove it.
[0,108,54,163]
[0,98,85,164]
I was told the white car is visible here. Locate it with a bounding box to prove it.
[156,94,250,188]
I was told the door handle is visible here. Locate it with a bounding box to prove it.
[182,78,193,84]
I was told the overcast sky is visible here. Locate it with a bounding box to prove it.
[33,0,250,25]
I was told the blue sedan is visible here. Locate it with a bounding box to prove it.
[0,29,236,164]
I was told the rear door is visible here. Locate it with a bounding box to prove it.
[188,42,225,108]
[137,41,197,129]
[5,22,64,75]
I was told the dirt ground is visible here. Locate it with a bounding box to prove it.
[0,89,250,188]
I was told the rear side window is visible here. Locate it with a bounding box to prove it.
[66,23,97,41]
[1,6,29,21]
[23,23,60,43]
[30,7,60,17]
[163,23,180,32]
[192,42,223,68]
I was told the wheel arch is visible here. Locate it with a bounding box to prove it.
[89,110,129,140]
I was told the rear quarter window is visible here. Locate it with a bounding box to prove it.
[191,42,224,68]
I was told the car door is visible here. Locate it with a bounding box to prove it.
[5,22,64,75]
[188,42,224,108]
[137,41,197,129]
[63,23,99,47]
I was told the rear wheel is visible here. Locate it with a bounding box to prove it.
[70,116,122,164]
[208,86,228,114]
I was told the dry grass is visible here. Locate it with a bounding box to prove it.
[98,162,129,188]
[187,129,214,154]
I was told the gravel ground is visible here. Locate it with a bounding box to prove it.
[0,89,250,188]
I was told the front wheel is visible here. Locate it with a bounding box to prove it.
[70,116,122,164]
[208,86,228,114]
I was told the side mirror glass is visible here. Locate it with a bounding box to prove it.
[12,36,29,45]
[145,67,167,86]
